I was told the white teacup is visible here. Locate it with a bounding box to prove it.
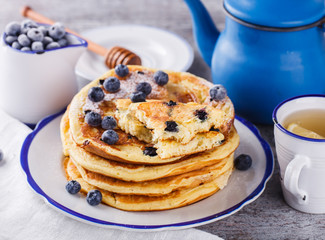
[273,94,325,214]
[0,32,87,124]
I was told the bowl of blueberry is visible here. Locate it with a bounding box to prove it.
[3,20,87,53]
[0,20,88,124]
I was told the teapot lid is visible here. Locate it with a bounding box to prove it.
[224,0,325,28]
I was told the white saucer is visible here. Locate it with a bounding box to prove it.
[75,25,194,88]
[21,112,273,231]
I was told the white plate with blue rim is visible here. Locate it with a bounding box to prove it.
[74,25,194,89]
[20,110,273,231]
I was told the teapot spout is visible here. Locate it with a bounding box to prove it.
[184,0,220,67]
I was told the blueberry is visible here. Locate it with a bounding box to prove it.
[21,20,38,30]
[88,87,105,102]
[195,109,208,121]
[103,77,120,93]
[5,35,17,45]
[209,127,220,132]
[101,130,119,145]
[31,41,44,52]
[154,70,169,86]
[114,64,129,77]
[38,26,48,35]
[65,180,81,194]
[143,147,157,157]
[0,149,3,162]
[136,82,152,96]
[17,34,31,47]
[45,42,60,50]
[85,111,102,127]
[210,84,227,101]
[20,28,28,34]
[130,91,146,103]
[234,154,252,171]
[58,38,68,47]
[27,28,44,42]
[48,22,65,40]
[11,41,21,49]
[42,36,53,46]
[5,22,21,36]
[101,116,117,130]
[20,47,31,52]
[86,189,102,206]
[20,20,38,35]
[65,34,80,45]
[166,100,177,106]
[165,121,178,132]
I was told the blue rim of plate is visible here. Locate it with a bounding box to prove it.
[20,111,274,230]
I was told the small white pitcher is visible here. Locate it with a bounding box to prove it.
[273,94,325,214]
[0,32,87,124]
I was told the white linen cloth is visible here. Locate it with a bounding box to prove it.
[0,109,222,240]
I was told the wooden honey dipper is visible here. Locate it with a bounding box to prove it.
[21,6,142,69]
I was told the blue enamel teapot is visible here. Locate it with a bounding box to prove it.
[184,0,325,123]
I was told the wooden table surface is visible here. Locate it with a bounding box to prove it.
[1,0,324,239]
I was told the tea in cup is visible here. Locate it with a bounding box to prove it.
[273,94,325,213]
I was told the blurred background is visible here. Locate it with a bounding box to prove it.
[0,0,225,81]
[1,1,324,239]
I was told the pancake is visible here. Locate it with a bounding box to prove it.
[68,65,235,164]
[115,99,227,159]
[153,131,224,160]
[63,108,182,164]
[65,157,233,211]
[115,99,228,144]
[62,110,239,182]
[69,153,233,196]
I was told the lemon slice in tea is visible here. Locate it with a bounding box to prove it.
[286,123,325,139]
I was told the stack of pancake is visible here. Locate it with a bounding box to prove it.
[61,66,239,211]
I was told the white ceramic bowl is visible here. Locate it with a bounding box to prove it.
[0,32,87,124]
